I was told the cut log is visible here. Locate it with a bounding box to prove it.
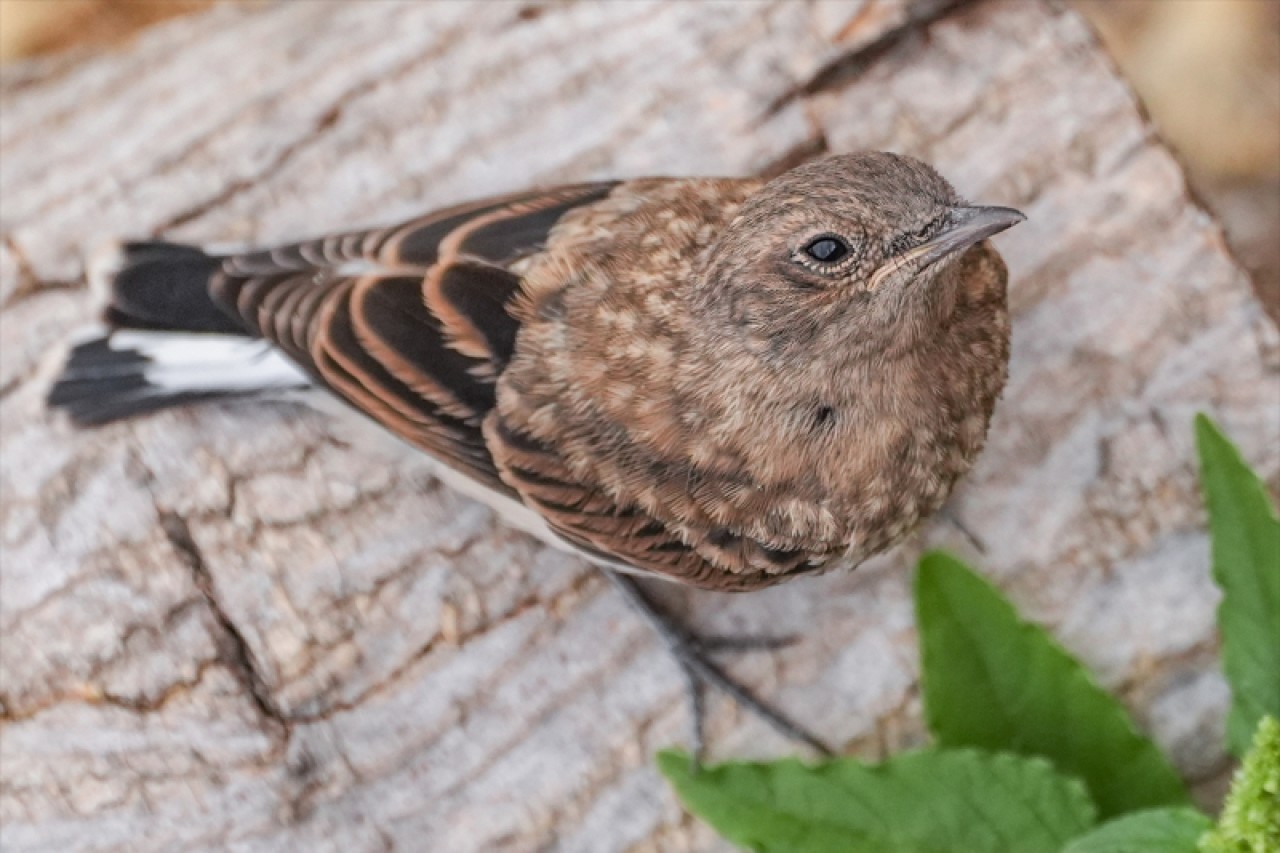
[2,1,1277,850]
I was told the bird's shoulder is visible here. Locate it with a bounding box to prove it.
[512,176,763,319]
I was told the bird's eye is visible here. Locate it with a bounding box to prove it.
[803,236,850,264]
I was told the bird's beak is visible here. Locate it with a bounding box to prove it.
[869,205,1024,289]
[913,205,1025,266]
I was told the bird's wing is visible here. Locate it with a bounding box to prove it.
[206,183,617,491]
[485,416,819,589]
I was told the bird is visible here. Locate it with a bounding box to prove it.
[46,151,1023,756]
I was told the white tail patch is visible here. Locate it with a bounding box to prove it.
[111,331,310,393]
[48,329,313,425]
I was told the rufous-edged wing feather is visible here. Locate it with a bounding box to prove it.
[202,182,616,494]
[484,417,820,590]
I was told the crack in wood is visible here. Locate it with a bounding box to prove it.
[287,567,603,724]
[766,0,978,116]
[157,510,289,734]
[156,104,344,234]
[0,234,80,309]
[151,14,484,239]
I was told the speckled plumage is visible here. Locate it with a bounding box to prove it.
[492,155,1015,588]
[49,152,1021,593]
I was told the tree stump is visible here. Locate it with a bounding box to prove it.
[2,1,1277,850]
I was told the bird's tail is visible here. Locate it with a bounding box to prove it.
[46,241,309,426]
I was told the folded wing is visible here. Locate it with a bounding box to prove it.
[207,184,616,491]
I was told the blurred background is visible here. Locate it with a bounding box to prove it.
[1,0,1276,319]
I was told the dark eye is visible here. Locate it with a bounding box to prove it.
[803,236,850,264]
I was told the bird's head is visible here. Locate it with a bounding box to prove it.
[695,151,1024,361]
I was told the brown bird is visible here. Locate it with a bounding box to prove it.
[47,152,1022,755]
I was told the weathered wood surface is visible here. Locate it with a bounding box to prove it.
[1,0,1277,850]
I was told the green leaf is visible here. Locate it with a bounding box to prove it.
[1195,414,1280,756]
[1199,715,1280,853]
[1063,808,1212,853]
[915,551,1190,818]
[657,747,1095,853]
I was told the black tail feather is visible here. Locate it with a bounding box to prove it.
[48,241,306,426]
[46,336,229,426]
[94,241,245,335]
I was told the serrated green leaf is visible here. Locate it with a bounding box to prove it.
[1195,414,1280,756]
[915,551,1190,818]
[1062,808,1212,853]
[1199,715,1280,853]
[657,747,1095,853]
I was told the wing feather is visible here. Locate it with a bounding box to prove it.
[202,183,616,493]
[425,261,523,370]
[485,417,819,589]
[350,273,496,422]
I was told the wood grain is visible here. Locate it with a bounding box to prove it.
[2,1,1277,850]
